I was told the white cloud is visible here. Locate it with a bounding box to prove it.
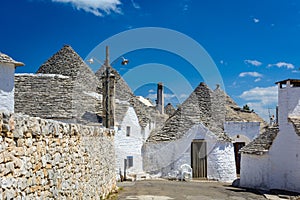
[267,62,295,69]
[183,4,189,11]
[164,93,176,99]
[146,93,175,103]
[239,86,277,105]
[148,89,155,93]
[239,71,263,78]
[253,18,260,23]
[146,92,188,104]
[131,0,140,9]
[244,59,262,66]
[52,0,122,16]
[179,94,188,99]
[254,78,261,82]
[239,86,278,121]
[292,69,300,73]
[146,93,156,101]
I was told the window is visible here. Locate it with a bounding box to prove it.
[126,126,131,137]
[118,125,121,131]
[127,156,133,168]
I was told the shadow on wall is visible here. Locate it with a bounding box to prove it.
[0,66,14,92]
[82,111,102,123]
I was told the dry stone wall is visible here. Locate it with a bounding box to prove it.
[0,112,116,200]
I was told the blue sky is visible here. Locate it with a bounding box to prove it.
[1,0,300,121]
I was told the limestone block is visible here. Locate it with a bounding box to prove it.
[35,176,41,185]
[17,177,27,191]
[3,188,16,199]
[4,137,14,145]
[49,185,58,198]
[16,139,25,147]
[28,118,41,137]
[13,126,25,138]
[14,195,22,200]
[3,152,13,163]
[9,116,15,132]
[2,124,9,133]
[52,153,61,165]
[1,177,16,189]
[33,162,42,173]
[24,132,32,138]
[13,157,23,168]
[5,131,14,138]
[25,138,33,147]
[47,169,55,180]
[46,164,52,169]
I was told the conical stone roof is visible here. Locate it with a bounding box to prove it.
[0,52,24,66]
[95,65,133,102]
[147,82,231,142]
[240,127,278,154]
[289,116,300,136]
[35,45,101,122]
[225,92,267,132]
[37,45,100,92]
[164,103,176,117]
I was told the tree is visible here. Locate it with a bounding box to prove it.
[243,104,250,111]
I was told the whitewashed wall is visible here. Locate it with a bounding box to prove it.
[0,63,15,113]
[240,154,270,190]
[224,122,260,144]
[240,83,300,193]
[268,84,300,192]
[115,106,143,176]
[143,124,237,182]
[142,123,151,142]
[207,142,237,182]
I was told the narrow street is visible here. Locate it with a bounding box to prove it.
[115,180,266,200]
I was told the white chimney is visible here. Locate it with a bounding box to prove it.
[0,52,24,113]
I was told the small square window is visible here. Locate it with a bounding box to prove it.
[127,156,133,168]
[126,126,131,137]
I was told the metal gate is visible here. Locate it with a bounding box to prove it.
[191,140,207,178]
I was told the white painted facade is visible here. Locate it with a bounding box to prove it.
[206,141,237,182]
[224,122,260,144]
[0,63,15,113]
[114,106,143,177]
[143,123,237,182]
[240,80,300,193]
[268,81,300,192]
[240,153,270,190]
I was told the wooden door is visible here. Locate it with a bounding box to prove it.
[191,140,207,178]
[234,142,245,174]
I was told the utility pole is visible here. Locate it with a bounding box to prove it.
[102,46,115,128]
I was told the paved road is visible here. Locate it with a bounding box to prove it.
[116,180,266,200]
